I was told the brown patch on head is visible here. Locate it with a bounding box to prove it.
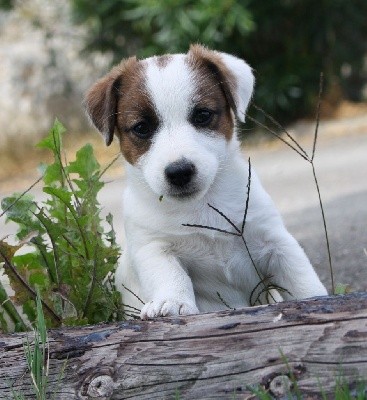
[186,44,237,140]
[114,60,159,165]
[85,57,159,165]
[155,55,173,69]
[84,59,127,146]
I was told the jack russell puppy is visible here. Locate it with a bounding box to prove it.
[85,44,327,319]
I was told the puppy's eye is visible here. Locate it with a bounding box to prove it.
[131,121,153,139]
[192,108,214,127]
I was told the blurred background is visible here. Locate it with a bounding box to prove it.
[0,0,366,146]
[0,0,367,291]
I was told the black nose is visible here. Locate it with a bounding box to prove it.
[164,159,196,187]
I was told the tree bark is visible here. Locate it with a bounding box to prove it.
[1,292,367,399]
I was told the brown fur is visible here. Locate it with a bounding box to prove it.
[85,57,157,164]
[84,59,128,145]
[155,55,172,69]
[187,45,236,140]
[85,45,237,164]
[114,60,158,165]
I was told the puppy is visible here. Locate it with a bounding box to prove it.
[85,44,327,319]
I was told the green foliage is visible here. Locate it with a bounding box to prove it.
[335,283,351,295]
[72,0,253,61]
[23,288,50,400]
[0,0,14,10]
[0,120,122,332]
[72,0,367,123]
[11,288,67,400]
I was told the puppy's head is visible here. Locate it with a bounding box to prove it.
[85,45,254,201]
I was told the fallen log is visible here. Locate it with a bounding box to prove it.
[1,292,367,399]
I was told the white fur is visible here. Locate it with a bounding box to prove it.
[113,50,327,319]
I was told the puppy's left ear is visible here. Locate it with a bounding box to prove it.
[217,52,255,122]
[189,44,254,122]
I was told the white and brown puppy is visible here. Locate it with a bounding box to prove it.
[85,44,327,319]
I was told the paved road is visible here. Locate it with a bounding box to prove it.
[1,127,367,293]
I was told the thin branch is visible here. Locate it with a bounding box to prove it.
[250,77,334,294]
[249,277,268,306]
[241,157,252,234]
[121,303,141,313]
[312,72,324,162]
[311,163,334,293]
[182,223,241,236]
[124,312,140,320]
[0,175,43,219]
[0,247,61,324]
[216,292,235,310]
[252,103,309,159]
[247,115,310,162]
[120,282,145,306]
[207,203,241,234]
[98,153,121,179]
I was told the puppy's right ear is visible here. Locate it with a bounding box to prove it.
[85,58,137,146]
[84,70,120,146]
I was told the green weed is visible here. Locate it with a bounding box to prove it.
[0,119,123,332]
[10,287,67,399]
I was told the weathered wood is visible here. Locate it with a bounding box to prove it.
[1,293,367,399]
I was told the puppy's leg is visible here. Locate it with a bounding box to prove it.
[253,225,328,300]
[132,242,199,319]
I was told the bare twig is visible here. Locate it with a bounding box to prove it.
[312,73,323,162]
[98,153,121,179]
[0,247,61,324]
[0,175,43,219]
[252,103,308,159]
[182,223,241,236]
[249,276,271,306]
[241,157,252,234]
[207,203,241,234]
[247,115,310,162]
[120,282,145,306]
[248,74,335,293]
[311,163,334,292]
[184,158,277,305]
[121,303,141,313]
[216,292,235,310]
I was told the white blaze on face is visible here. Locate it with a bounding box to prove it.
[145,55,193,126]
[139,55,227,201]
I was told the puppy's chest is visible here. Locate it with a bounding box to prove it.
[170,233,243,277]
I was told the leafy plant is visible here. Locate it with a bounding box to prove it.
[0,120,122,332]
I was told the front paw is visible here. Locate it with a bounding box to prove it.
[140,299,199,320]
